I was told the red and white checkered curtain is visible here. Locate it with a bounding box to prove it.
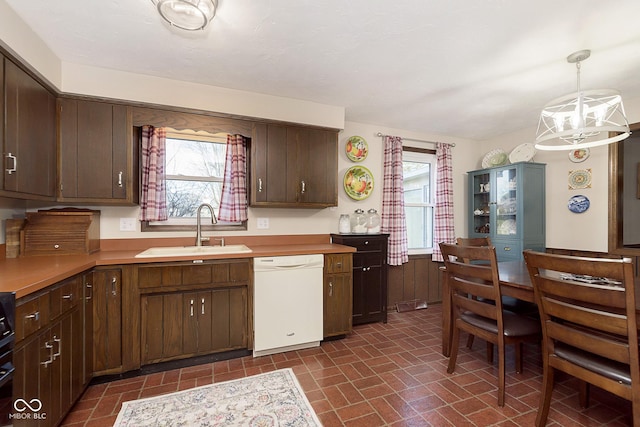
[381,135,409,266]
[218,134,248,222]
[432,142,455,262]
[139,125,168,221]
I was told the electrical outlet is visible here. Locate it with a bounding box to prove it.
[119,218,137,232]
[256,218,269,229]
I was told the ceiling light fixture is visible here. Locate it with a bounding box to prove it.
[151,0,217,31]
[534,49,630,151]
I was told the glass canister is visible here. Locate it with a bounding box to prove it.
[339,214,351,234]
[366,208,381,234]
[351,209,367,234]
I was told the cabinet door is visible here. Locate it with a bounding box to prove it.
[92,269,122,373]
[323,254,352,338]
[251,123,288,204]
[13,332,51,427]
[211,287,247,350]
[182,291,212,355]
[469,170,492,237]
[141,293,183,364]
[58,98,134,203]
[82,273,93,388]
[296,128,338,206]
[3,58,56,198]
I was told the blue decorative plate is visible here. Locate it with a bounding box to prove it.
[568,195,590,213]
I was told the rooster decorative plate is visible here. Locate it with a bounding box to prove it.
[344,166,374,200]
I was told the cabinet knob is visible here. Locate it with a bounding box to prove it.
[53,244,60,249]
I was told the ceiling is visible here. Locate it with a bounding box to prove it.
[5,0,640,141]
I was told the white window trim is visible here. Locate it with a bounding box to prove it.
[403,149,436,255]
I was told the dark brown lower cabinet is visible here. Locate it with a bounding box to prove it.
[141,287,248,365]
[12,275,85,427]
[323,253,353,338]
[136,259,251,366]
[330,234,389,325]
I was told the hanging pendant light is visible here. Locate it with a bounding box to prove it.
[534,50,630,151]
[151,0,218,31]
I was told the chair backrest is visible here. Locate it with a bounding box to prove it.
[440,242,503,322]
[523,250,640,393]
[456,237,492,247]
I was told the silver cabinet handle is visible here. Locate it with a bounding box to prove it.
[85,283,93,301]
[301,180,306,194]
[41,342,53,367]
[329,281,333,297]
[201,297,205,315]
[503,247,511,251]
[118,171,123,187]
[63,293,73,301]
[5,153,16,175]
[258,178,263,192]
[286,332,295,336]
[53,335,61,359]
[190,299,194,317]
[25,311,40,321]
[111,277,117,296]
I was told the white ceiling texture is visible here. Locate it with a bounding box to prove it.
[5,0,640,141]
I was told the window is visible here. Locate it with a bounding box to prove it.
[143,129,246,231]
[403,148,436,253]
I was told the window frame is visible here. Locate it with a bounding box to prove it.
[403,146,437,255]
[141,128,248,232]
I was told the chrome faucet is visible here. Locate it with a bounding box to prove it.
[195,203,217,246]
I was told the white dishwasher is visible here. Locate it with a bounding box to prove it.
[253,254,324,357]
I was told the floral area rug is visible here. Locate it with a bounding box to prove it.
[113,368,321,426]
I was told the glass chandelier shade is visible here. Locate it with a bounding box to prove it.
[534,50,630,151]
[152,0,217,31]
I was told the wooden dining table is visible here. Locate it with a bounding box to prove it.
[441,259,640,357]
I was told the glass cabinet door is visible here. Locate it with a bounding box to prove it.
[471,171,491,235]
[495,167,517,237]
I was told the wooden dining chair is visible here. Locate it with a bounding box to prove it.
[523,250,640,427]
[440,242,541,406]
[455,237,538,362]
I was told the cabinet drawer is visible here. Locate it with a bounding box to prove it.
[324,253,352,274]
[353,253,384,268]
[50,275,82,320]
[15,292,50,341]
[493,240,523,261]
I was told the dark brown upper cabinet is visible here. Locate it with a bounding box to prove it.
[58,98,138,204]
[251,123,338,208]
[2,56,56,200]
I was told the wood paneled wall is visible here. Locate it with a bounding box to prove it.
[388,254,443,309]
[386,248,640,311]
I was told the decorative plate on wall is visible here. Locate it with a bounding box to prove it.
[344,166,374,200]
[568,148,590,163]
[568,195,590,213]
[568,169,592,189]
[345,136,368,162]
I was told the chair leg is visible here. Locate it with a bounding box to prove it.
[466,333,475,350]
[515,342,523,374]
[578,380,590,408]
[536,366,555,427]
[497,342,505,407]
[447,326,461,374]
[486,342,494,364]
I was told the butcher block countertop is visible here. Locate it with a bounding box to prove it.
[0,234,356,298]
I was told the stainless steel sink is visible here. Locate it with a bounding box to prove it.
[135,244,252,258]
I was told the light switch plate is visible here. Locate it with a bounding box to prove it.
[256,218,269,229]
[119,217,137,232]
